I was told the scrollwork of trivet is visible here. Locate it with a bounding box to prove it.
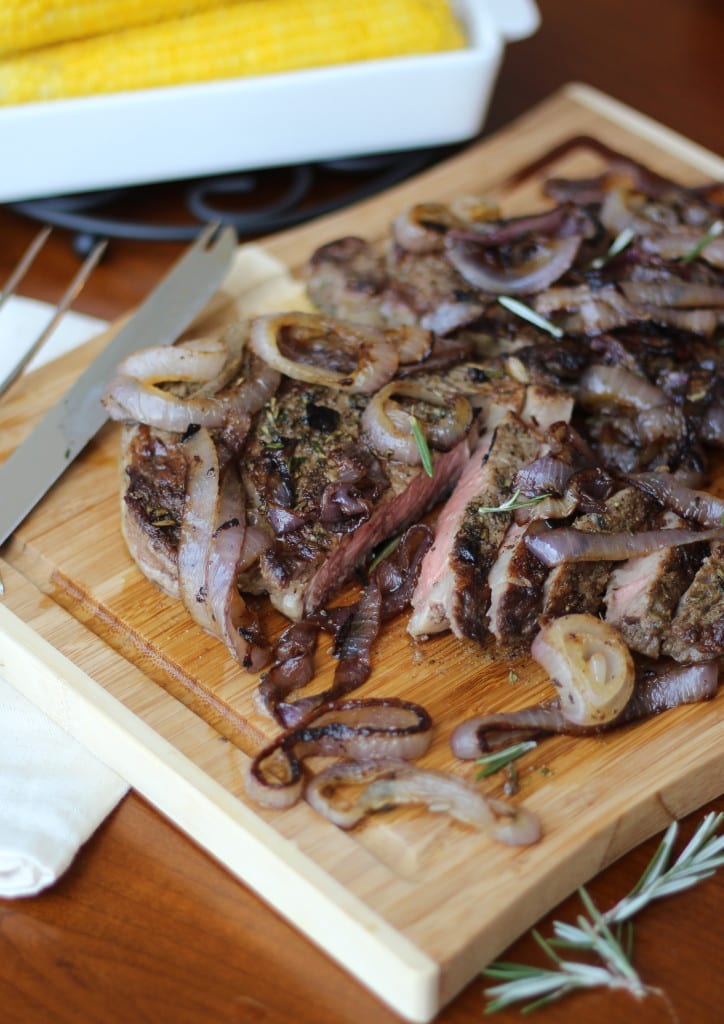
[8,148,448,256]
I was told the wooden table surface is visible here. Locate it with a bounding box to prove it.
[1,2,722,1022]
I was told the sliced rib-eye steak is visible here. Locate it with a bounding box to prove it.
[408,411,541,643]
[241,377,469,620]
[541,486,659,620]
[661,543,724,663]
[604,510,706,658]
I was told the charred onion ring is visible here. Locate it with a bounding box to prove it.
[530,614,635,726]
[245,698,433,809]
[306,758,541,845]
[362,380,472,465]
[525,523,724,566]
[249,311,399,393]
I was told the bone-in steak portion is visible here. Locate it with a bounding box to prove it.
[661,543,724,662]
[408,411,541,642]
[241,377,469,620]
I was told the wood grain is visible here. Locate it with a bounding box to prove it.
[1,83,722,1022]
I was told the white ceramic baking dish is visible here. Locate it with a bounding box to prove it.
[0,0,540,201]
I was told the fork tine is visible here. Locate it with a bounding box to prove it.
[0,225,53,313]
[0,236,108,398]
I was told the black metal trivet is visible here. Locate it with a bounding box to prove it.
[8,148,451,257]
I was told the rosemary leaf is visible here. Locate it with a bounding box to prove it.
[498,295,564,339]
[409,415,434,477]
[367,534,401,575]
[476,740,537,778]
[477,488,552,514]
[681,218,723,263]
[590,225,635,269]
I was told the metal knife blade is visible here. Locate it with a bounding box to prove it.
[0,222,237,546]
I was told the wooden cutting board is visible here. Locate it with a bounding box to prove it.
[1,85,722,1023]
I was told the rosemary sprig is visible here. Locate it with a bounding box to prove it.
[483,915,648,1014]
[558,811,724,940]
[476,740,538,779]
[477,488,552,514]
[590,225,636,269]
[483,812,724,1013]
[409,415,434,477]
[680,218,723,263]
[498,296,563,339]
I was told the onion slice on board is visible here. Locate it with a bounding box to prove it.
[245,698,433,809]
[306,758,541,845]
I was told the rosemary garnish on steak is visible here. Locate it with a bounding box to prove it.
[497,295,564,338]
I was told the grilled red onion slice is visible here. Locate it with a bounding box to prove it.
[249,311,399,393]
[104,347,279,432]
[177,427,219,633]
[206,462,268,672]
[526,523,724,567]
[245,699,433,809]
[446,233,581,296]
[627,472,724,528]
[254,620,320,719]
[276,579,383,727]
[530,614,635,726]
[392,197,500,254]
[118,337,229,383]
[306,759,541,845]
[362,380,472,465]
[177,428,267,669]
[451,661,719,756]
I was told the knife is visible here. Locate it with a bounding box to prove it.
[0,222,237,546]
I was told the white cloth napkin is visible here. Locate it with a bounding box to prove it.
[0,296,129,897]
[0,678,128,897]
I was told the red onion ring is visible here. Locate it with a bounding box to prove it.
[245,698,433,809]
[306,758,541,845]
[362,380,472,465]
[249,311,399,394]
[627,472,724,528]
[525,523,724,567]
[446,233,581,296]
[117,337,229,383]
[451,661,720,756]
[206,462,269,672]
[177,427,219,633]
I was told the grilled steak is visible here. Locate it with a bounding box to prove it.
[541,486,659,620]
[241,377,469,620]
[486,520,549,651]
[662,543,724,662]
[408,411,542,642]
[120,423,187,600]
[604,511,706,657]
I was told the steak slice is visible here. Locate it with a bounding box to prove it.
[120,423,187,599]
[305,236,389,327]
[486,521,549,651]
[241,377,469,620]
[661,543,724,662]
[305,234,486,335]
[604,510,706,657]
[408,411,541,642]
[541,486,659,620]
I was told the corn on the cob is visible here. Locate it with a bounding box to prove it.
[0,1,229,58]
[0,0,466,106]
